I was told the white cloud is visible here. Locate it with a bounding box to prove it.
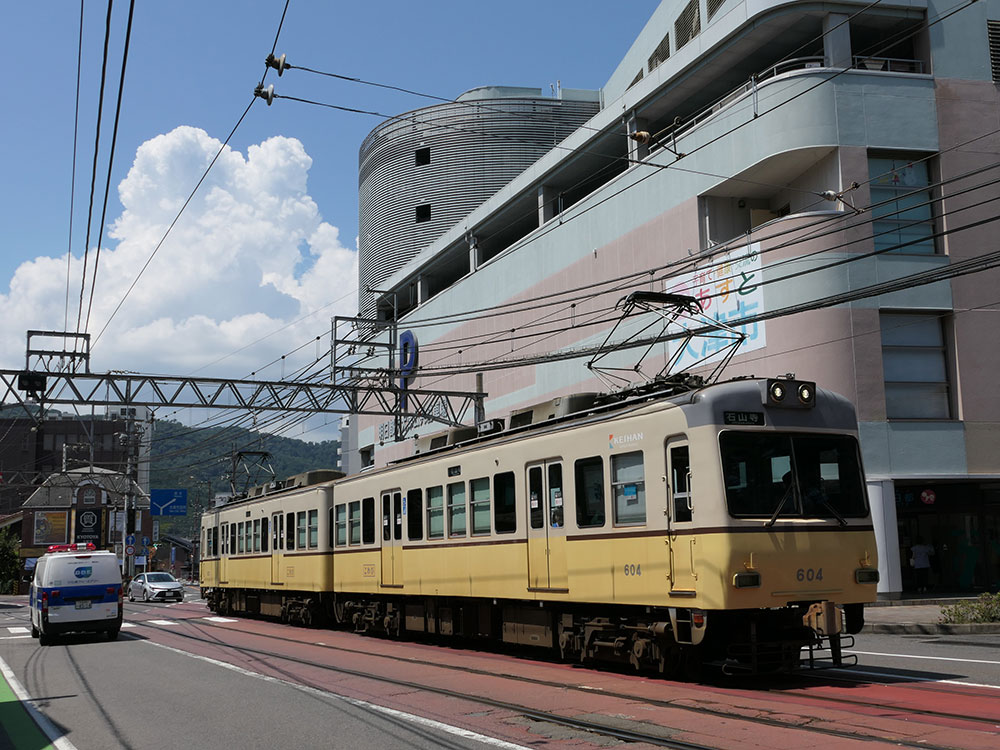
[0,126,358,382]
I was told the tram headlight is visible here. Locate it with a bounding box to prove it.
[797,383,815,405]
[733,571,761,588]
[855,568,880,584]
[768,381,786,403]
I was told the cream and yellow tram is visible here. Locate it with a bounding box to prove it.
[200,376,878,676]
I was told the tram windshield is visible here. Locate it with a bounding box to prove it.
[720,432,868,520]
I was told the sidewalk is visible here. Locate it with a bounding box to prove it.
[863,596,1000,634]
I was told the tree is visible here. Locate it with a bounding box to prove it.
[0,529,20,595]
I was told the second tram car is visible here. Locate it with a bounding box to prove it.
[200,376,879,676]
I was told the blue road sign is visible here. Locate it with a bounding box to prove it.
[125,534,136,546]
[150,489,188,516]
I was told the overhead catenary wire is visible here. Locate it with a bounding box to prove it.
[84,0,136,337]
[64,0,85,334]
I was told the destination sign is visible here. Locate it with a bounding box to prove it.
[723,411,765,426]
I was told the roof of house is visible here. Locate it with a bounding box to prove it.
[22,466,149,509]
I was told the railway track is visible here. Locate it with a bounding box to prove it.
[7,601,997,749]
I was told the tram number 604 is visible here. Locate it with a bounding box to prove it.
[623,564,642,576]
[796,567,823,582]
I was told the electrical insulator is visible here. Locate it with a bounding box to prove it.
[265,53,288,76]
[254,83,275,106]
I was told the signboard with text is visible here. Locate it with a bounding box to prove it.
[664,242,766,370]
[150,489,188,516]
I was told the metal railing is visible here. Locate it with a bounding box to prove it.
[649,54,925,154]
[853,55,924,74]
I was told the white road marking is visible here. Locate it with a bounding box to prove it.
[203,616,238,623]
[0,636,32,641]
[0,655,80,750]
[829,667,1000,691]
[7,627,29,634]
[147,620,178,626]
[846,649,1000,666]
[122,623,136,628]
[142,639,533,749]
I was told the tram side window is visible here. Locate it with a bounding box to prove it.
[286,512,295,549]
[427,486,444,539]
[393,492,403,541]
[297,511,307,549]
[262,518,268,552]
[493,472,516,534]
[574,456,606,528]
[213,526,219,556]
[448,481,467,537]
[349,501,361,544]
[272,517,280,551]
[407,489,423,540]
[470,478,491,535]
[671,445,692,522]
[612,452,646,525]
[528,467,544,529]
[237,522,245,554]
[244,523,251,554]
[229,524,236,555]
[363,497,375,544]
[382,494,392,541]
[277,514,284,550]
[308,509,319,548]
[253,519,261,552]
[334,504,346,546]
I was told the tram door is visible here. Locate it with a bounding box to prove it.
[526,461,568,590]
[270,512,283,585]
[666,440,697,593]
[380,491,404,587]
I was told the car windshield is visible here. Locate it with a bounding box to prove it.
[146,573,176,583]
[720,432,869,520]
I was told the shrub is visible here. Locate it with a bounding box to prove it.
[941,593,1000,624]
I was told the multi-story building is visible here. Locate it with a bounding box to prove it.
[0,407,153,514]
[345,0,1000,596]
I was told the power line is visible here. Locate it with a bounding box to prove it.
[64,0,85,334]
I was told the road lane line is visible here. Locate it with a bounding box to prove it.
[828,667,1000,690]
[6,627,29,634]
[0,655,79,750]
[142,639,532,750]
[846,649,1000,666]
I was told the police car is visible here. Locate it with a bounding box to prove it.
[29,543,124,645]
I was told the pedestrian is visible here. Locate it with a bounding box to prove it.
[910,537,934,594]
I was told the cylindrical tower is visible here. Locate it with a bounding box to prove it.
[358,86,600,318]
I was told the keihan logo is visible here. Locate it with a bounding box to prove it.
[74,566,93,579]
[609,432,643,449]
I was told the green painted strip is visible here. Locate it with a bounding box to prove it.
[0,669,54,750]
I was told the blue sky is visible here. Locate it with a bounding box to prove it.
[1,0,659,434]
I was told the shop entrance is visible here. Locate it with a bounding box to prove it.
[895,481,1000,593]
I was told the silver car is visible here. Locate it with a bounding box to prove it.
[128,572,184,603]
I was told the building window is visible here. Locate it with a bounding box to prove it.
[627,69,644,90]
[415,147,430,166]
[647,32,670,72]
[707,0,726,20]
[989,21,1000,82]
[415,204,431,223]
[869,156,935,254]
[881,312,950,418]
[674,0,701,51]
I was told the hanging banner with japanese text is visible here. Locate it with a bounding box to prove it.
[664,242,765,370]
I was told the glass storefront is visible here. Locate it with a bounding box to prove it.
[895,481,1000,593]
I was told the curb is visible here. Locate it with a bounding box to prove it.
[863,622,1000,635]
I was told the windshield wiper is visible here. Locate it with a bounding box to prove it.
[816,495,848,526]
[766,484,795,527]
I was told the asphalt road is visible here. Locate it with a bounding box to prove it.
[2,591,999,750]
[0,595,528,750]
[846,630,1000,687]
